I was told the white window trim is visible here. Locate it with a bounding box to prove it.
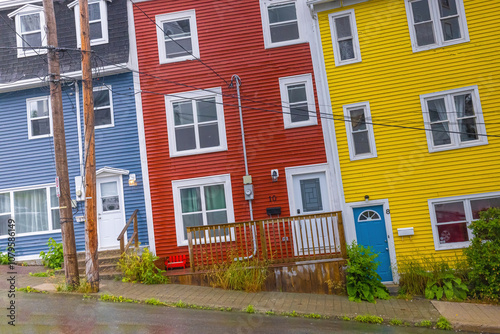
[94,85,114,129]
[27,96,52,140]
[69,0,109,47]
[8,5,48,58]
[259,0,306,49]
[343,101,377,161]
[172,174,235,247]
[420,85,487,153]
[404,0,469,53]
[328,9,362,67]
[155,10,200,64]
[279,73,318,129]
[0,184,61,239]
[165,87,227,158]
[428,191,500,251]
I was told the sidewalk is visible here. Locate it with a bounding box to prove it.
[1,266,499,333]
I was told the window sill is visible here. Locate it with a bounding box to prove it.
[0,229,61,239]
[349,152,378,161]
[95,123,114,130]
[284,119,318,129]
[264,38,307,49]
[17,49,48,58]
[29,134,53,140]
[170,146,228,158]
[435,240,470,251]
[428,140,488,153]
[159,55,198,65]
[411,38,470,53]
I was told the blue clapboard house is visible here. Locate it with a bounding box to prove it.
[0,0,153,261]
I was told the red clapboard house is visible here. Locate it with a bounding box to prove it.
[131,0,343,263]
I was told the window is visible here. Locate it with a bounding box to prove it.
[420,86,487,152]
[156,10,199,64]
[405,0,469,52]
[69,0,109,47]
[429,193,500,250]
[8,5,47,58]
[329,9,361,66]
[27,96,52,139]
[165,87,227,157]
[279,74,317,129]
[343,102,377,160]
[94,86,114,128]
[172,174,234,246]
[358,210,381,221]
[260,0,305,48]
[0,186,60,237]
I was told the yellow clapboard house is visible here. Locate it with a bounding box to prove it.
[308,0,500,282]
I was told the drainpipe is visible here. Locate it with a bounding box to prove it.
[230,75,257,260]
[75,81,84,178]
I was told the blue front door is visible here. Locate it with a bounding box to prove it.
[353,205,393,282]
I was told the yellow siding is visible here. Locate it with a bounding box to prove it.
[317,0,500,262]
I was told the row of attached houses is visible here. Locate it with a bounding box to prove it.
[1,0,498,284]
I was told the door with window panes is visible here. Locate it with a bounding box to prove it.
[97,177,124,249]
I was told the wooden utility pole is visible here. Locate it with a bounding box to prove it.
[79,0,99,292]
[43,0,80,288]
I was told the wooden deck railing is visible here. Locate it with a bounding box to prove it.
[187,211,347,272]
[117,209,139,255]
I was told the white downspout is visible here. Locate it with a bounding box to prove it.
[76,81,84,177]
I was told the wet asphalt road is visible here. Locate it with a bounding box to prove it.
[2,293,459,334]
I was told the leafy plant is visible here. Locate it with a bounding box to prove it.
[304,313,322,319]
[243,304,255,313]
[436,316,452,330]
[282,310,299,317]
[464,208,500,302]
[265,310,275,316]
[117,248,169,284]
[16,286,47,294]
[56,278,92,293]
[341,315,351,321]
[39,238,64,270]
[145,298,167,306]
[0,248,13,265]
[207,252,268,292]
[99,294,135,303]
[416,320,432,328]
[345,242,389,303]
[29,270,55,277]
[389,318,403,326]
[354,314,383,324]
[174,300,187,308]
[425,272,468,301]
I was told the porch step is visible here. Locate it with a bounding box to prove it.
[56,249,124,280]
[76,249,122,261]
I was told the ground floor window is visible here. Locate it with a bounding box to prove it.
[172,174,234,246]
[0,185,60,237]
[428,192,500,250]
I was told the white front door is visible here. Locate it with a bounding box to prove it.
[97,176,125,250]
[291,172,331,255]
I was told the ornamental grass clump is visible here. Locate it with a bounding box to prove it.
[345,242,389,303]
[464,208,500,302]
[117,248,169,284]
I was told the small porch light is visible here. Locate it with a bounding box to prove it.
[364,195,369,202]
[128,174,137,186]
[271,169,279,182]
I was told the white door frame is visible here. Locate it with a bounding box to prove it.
[96,174,127,251]
[344,198,398,283]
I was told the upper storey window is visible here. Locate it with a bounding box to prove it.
[156,10,200,64]
[8,5,47,58]
[260,0,305,48]
[329,9,361,66]
[69,0,109,47]
[405,0,469,52]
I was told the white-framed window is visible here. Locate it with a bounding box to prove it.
[69,0,109,47]
[172,174,235,247]
[27,96,52,139]
[420,86,487,153]
[165,87,227,157]
[259,0,305,49]
[8,5,47,58]
[279,74,317,129]
[94,86,114,128]
[429,192,500,250]
[329,9,361,66]
[0,185,61,238]
[156,10,199,64]
[343,102,377,160]
[405,0,469,52]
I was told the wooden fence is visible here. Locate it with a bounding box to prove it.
[186,211,347,272]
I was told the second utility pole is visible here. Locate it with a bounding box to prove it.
[79,0,99,292]
[43,0,80,289]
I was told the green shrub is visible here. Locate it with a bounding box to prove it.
[145,298,166,306]
[99,294,135,303]
[416,320,432,328]
[436,316,452,330]
[425,272,468,301]
[0,248,13,265]
[464,208,500,302]
[207,253,268,292]
[389,318,403,326]
[29,270,55,277]
[117,248,169,284]
[345,242,389,303]
[354,314,383,324]
[39,238,64,270]
[16,286,47,293]
[243,304,255,313]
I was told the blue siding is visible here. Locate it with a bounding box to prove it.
[0,72,149,257]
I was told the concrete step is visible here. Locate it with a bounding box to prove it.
[77,254,122,268]
[76,249,122,261]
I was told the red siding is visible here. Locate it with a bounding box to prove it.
[133,0,328,257]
